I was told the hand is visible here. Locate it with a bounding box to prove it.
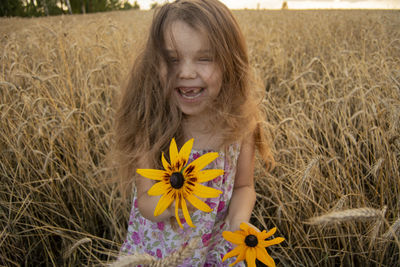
[226,221,260,232]
[167,199,197,230]
[167,199,197,218]
[223,221,261,249]
[244,222,260,232]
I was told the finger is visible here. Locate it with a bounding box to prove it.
[245,222,261,232]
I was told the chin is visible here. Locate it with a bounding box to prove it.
[178,104,207,117]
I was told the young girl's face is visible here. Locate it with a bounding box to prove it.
[162,20,222,119]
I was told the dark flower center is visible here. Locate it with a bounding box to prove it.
[245,234,258,247]
[170,172,185,189]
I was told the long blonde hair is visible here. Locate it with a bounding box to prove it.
[112,0,274,194]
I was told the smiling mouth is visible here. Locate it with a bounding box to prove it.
[177,87,204,100]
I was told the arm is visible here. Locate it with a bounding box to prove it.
[135,156,173,222]
[136,175,174,222]
[225,134,257,231]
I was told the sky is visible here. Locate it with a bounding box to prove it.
[130,0,400,10]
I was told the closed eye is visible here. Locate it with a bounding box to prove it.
[199,57,212,62]
[168,57,179,63]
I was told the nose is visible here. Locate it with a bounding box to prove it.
[178,61,197,79]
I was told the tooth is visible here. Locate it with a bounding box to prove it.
[180,88,201,94]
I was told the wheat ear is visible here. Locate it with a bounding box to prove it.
[382,217,400,240]
[109,237,200,267]
[150,237,200,267]
[63,237,92,259]
[307,207,384,225]
[109,253,157,267]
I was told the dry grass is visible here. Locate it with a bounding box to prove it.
[1,9,399,266]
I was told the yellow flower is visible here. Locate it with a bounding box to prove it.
[222,223,285,267]
[136,138,223,228]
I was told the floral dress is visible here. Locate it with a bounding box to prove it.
[120,143,245,266]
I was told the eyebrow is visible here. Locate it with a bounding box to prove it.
[164,49,177,55]
[164,49,212,55]
[197,49,212,54]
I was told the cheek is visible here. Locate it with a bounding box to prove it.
[202,64,222,84]
[209,68,223,94]
[160,61,178,90]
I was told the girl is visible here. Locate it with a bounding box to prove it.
[113,0,274,265]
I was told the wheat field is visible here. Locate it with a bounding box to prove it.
[1,9,399,266]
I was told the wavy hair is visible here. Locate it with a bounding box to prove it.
[112,0,274,194]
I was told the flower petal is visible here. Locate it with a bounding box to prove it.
[256,247,276,267]
[169,138,179,166]
[161,152,171,171]
[230,246,247,266]
[222,231,245,245]
[197,169,224,183]
[186,194,212,212]
[136,169,165,180]
[260,237,285,248]
[179,138,193,165]
[245,247,257,267]
[239,222,251,233]
[181,196,195,228]
[154,191,174,216]
[192,183,223,198]
[187,152,219,172]
[222,245,242,262]
[248,226,259,236]
[175,195,183,229]
[261,227,277,239]
[148,181,169,196]
[233,229,248,238]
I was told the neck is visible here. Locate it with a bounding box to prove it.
[182,114,210,133]
[182,115,223,150]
